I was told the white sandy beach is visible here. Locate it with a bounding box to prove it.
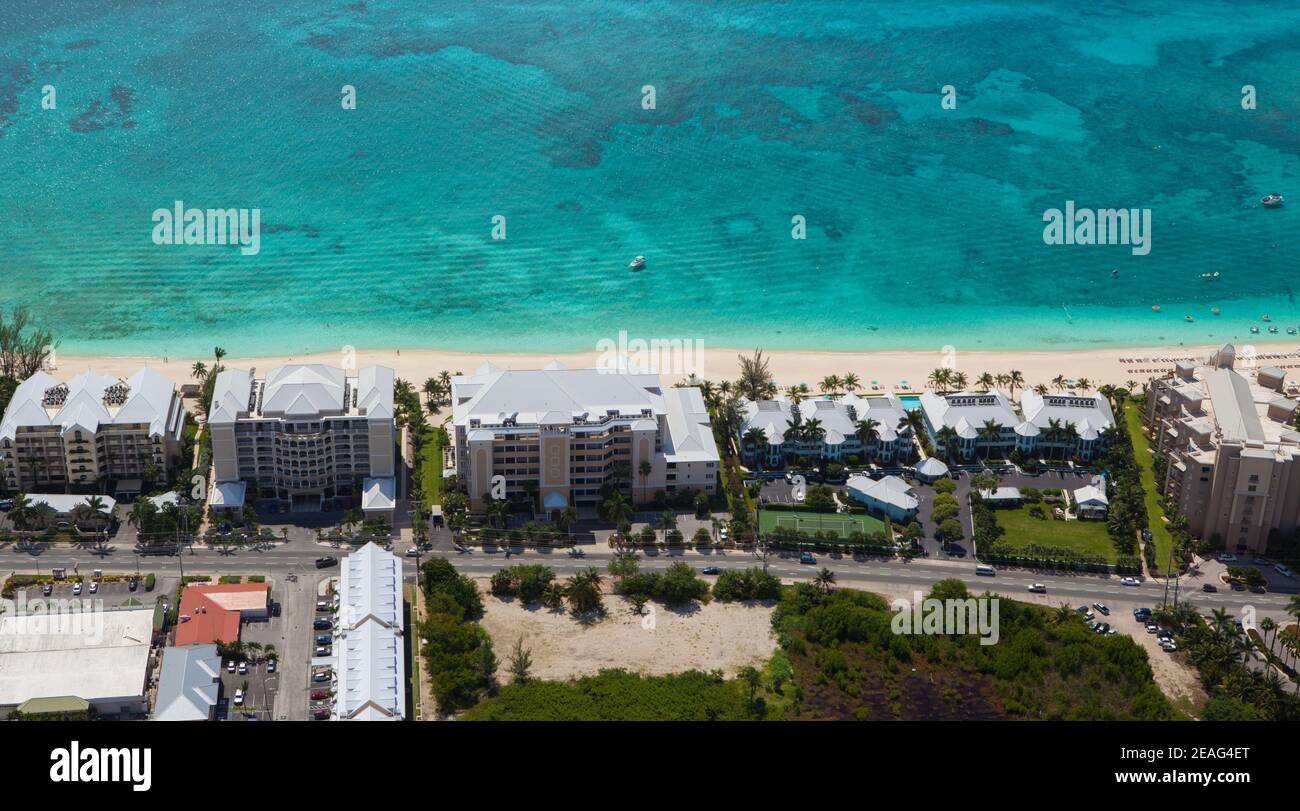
[52,340,1300,395]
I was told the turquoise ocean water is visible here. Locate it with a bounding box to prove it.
[0,0,1297,357]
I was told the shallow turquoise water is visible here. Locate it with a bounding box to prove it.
[0,0,1297,357]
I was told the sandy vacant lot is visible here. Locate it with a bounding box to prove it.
[476,578,777,682]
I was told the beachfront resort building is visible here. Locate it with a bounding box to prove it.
[0,368,187,494]
[919,389,1114,461]
[207,364,397,515]
[737,393,913,467]
[449,362,719,513]
[1144,345,1300,553]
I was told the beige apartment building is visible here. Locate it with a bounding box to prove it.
[450,362,718,513]
[1144,344,1300,553]
[0,368,187,493]
[208,364,396,516]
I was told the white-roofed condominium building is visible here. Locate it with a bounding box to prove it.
[207,364,397,514]
[0,367,187,493]
[920,389,1114,462]
[1144,346,1300,553]
[737,393,914,468]
[450,362,719,513]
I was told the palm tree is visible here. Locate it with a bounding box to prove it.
[979,419,1001,460]
[1052,374,1067,392]
[854,418,880,460]
[736,349,774,401]
[1060,422,1080,462]
[1045,418,1063,461]
[191,361,208,381]
[951,371,969,391]
[803,418,825,452]
[842,373,860,393]
[976,372,995,392]
[1008,370,1025,396]
[741,427,768,462]
[1076,377,1092,393]
[8,493,33,531]
[213,346,227,365]
[936,425,959,461]
[927,368,951,393]
[75,495,110,532]
[820,375,841,395]
[995,372,1011,390]
[602,490,633,527]
[814,567,836,593]
[1033,383,1048,396]
[1260,617,1277,659]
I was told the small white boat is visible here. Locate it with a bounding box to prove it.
[628,255,646,270]
[1261,193,1284,207]
[1250,326,1260,334]
[1269,325,1279,334]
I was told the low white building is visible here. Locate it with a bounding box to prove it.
[978,487,1022,506]
[0,606,154,719]
[1073,482,1109,518]
[153,644,221,721]
[845,474,919,521]
[332,543,405,721]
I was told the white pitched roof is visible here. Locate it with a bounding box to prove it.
[662,386,719,463]
[208,368,252,425]
[361,477,396,511]
[739,399,794,445]
[27,494,117,514]
[921,389,1019,433]
[452,366,664,427]
[846,474,919,512]
[333,543,405,721]
[2,367,180,440]
[261,364,347,416]
[153,644,221,721]
[914,457,949,477]
[1074,484,1109,506]
[1019,390,1115,435]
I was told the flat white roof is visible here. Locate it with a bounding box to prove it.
[0,607,153,707]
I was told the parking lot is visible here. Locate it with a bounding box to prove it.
[16,572,176,609]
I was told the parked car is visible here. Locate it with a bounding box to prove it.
[315,634,332,645]
[312,672,330,683]
[1146,624,1159,634]
[41,583,52,596]
[1027,583,1047,593]
[1275,564,1294,578]
[311,689,330,700]
[313,708,329,720]
[226,660,236,673]
[1119,576,1140,586]
[72,582,82,595]
[127,579,138,591]
[313,618,332,630]
[701,566,721,575]
[316,601,331,612]
[1160,641,1179,652]
[233,689,244,705]
[266,659,276,674]
[315,645,331,656]
[315,556,338,569]
[1219,554,1237,563]
[799,552,816,564]
[1092,602,1109,615]
[1202,583,1218,592]
[237,661,248,675]
[0,498,14,510]
[88,581,98,594]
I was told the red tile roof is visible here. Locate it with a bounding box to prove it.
[173,583,267,646]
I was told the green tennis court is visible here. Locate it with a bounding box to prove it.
[759,509,886,537]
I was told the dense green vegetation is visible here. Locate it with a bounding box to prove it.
[712,567,782,602]
[463,668,756,720]
[1122,401,1176,573]
[419,559,497,714]
[772,579,1177,720]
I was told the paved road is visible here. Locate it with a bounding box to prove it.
[6,538,1296,627]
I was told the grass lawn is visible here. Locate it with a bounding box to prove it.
[759,509,886,538]
[419,426,446,506]
[994,505,1117,562]
[1123,402,1175,574]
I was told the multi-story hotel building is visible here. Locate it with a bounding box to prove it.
[0,368,186,493]
[1145,345,1300,553]
[920,388,1114,461]
[450,362,719,513]
[208,364,396,515]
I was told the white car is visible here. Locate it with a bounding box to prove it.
[1219,554,1237,563]
[1027,583,1047,593]
[1160,641,1178,652]
[233,689,244,705]
[1274,564,1294,578]
[1119,577,1140,586]
[237,661,248,675]
[88,581,98,594]
[72,582,82,595]
[226,660,236,673]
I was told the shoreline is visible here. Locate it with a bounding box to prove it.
[51,340,1300,393]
